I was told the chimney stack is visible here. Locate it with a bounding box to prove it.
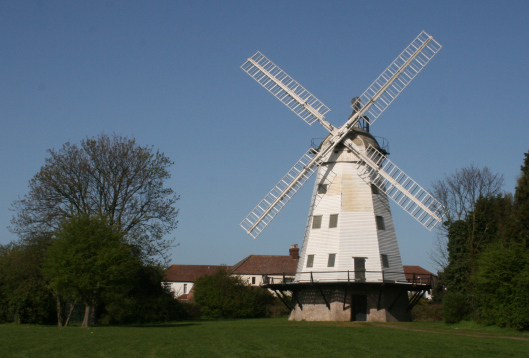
[289,244,299,260]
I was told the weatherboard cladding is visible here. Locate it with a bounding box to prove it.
[295,143,405,283]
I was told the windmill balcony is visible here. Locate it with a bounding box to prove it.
[262,270,437,287]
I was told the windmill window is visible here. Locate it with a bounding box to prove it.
[371,184,379,195]
[329,214,339,228]
[312,215,322,229]
[353,257,366,281]
[376,216,385,230]
[317,184,328,194]
[327,254,336,267]
[381,254,389,268]
[306,255,314,268]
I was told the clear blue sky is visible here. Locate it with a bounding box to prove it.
[1,1,528,273]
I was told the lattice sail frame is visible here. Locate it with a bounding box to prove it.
[355,31,442,126]
[240,148,320,238]
[241,52,332,128]
[352,142,447,230]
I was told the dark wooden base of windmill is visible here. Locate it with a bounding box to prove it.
[265,281,430,322]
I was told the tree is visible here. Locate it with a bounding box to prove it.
[432,164,504,223]
[429,164,504,270]
[11,133,179,262]
[193,268,274,319]
[508,151,529,245]
[100,264,185,324]
[442,194,513,323]
[474,242,529,329]
[471,151,529,330]
[43,215,137,327]
[0,237,55,324]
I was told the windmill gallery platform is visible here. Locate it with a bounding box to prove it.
[263,271,435,322]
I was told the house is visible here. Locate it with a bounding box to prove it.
[403,265,438,300]
[163,245,299,300]
[403,265,437,285]
[231,245,299,286]
[164,264,225,301]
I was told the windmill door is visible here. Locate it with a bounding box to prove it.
[351,295,367,321]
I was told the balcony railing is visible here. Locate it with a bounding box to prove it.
[262,270,437,286]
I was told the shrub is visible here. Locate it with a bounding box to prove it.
[180,302,202,319]
[193,268,275,319]
[443,291,471,324]
[99,265,185,324]
[411,299,443,321]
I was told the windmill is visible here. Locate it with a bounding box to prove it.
[239,31,447,322]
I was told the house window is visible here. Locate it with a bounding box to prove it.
[376,216,385,230]
[317,184,328,194]
[252,277,256,285]
[371,184,379,194]
[306,255,314,268]
[312,215,322,229]
[327,254,336,267]
[329,214,338,228]
[183,284,187,294]
[381,254,389,268]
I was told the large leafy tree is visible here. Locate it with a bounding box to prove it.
[10,133,179,262]
[43,215,137,327]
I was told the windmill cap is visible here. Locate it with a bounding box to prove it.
[319,127,382,152]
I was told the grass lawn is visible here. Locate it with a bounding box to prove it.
[1,318,528,358]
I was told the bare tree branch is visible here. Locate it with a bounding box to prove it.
[429,163,504,271]
[10,133,179,262]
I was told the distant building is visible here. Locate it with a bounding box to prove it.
[402,265,437,285]
[163,245,299,300]
[164,264,225,301]
[231,245,299,286]
[403,265,438,300]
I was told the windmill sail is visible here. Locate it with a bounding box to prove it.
[348,141,446,230]
[241,52,333,130]
[240,148,321,238]
[351,31,442,126]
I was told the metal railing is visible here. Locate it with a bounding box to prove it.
[262,270,437,286]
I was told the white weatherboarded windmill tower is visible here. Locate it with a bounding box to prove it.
[240,31,447,322]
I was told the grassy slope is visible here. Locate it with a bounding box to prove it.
[1,319,528,358]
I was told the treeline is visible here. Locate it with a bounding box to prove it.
[0,229,184,326]
[437,152,529,330]
[0,134,183,326]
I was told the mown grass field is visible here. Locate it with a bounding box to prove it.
[1,318,528,358]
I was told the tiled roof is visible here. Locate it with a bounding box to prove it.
[231,255,298,275]
[164,264,227,282]
[403,265,436,280]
